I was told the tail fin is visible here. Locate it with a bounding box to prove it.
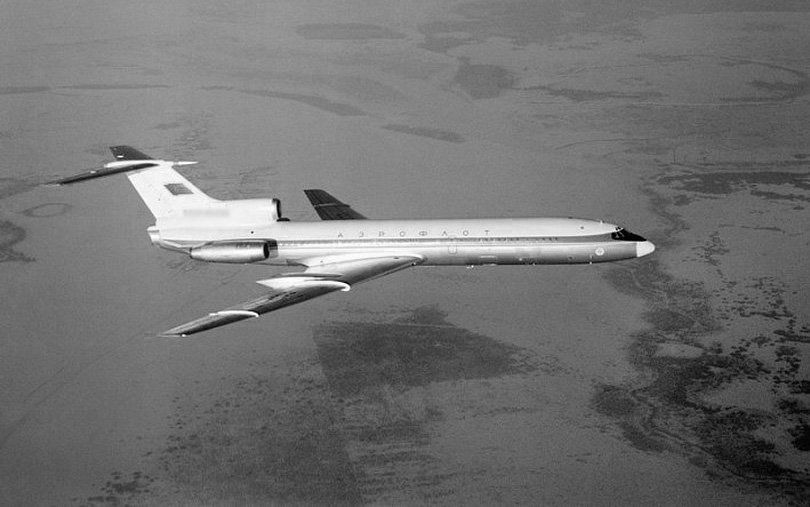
[122,155,216,219]
[54,146,217,219]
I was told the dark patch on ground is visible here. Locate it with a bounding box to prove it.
[729,78,810,103]
[157,362,363,504]
[734,225,784,233]
[419,1,810,53]
[59,84,170,91]
[788,424,810,451]
[600,259,804,490]
[20,203,72,218]
[204,85,366,116]
[313,305,534,396]
[310,306,534,501]
[595,171,810,499]
[659,170,810,200]
[150,305,522,504]
[381,124,464,143]
[749,189,810,203]
[418,32,473,53]
[723,79,809,103]
[296,23,405,40]
[0,86,50,95]
[153,121,183,130]
[695,412,789,477]
[340,400,448,502]
[452,61,514,99]
[695,231,729,267]
[594,384,638,417]
[0,178,36,200]
[790,380,810,394]
[777,398,810,416]
[83,471,155,505]
[749,79,807,97]
[716,59,810,102]
[0,220,33,263]
[744,22,786,32]
[617,421,670,453]
[130,301,551,505]
[638,53,690,63]
[241,89,366,116]
[593,384,670,452]
[353,417,432,447]
[526,85,663,102]
[419,0,620,52]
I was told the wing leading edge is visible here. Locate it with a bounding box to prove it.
[304,189,366,220]
[162,255,422,336]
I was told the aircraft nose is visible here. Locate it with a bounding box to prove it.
[636,240,656,257]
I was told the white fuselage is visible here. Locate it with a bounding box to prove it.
[151,216,650,266]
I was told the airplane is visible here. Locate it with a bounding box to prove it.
[53,146,655,337]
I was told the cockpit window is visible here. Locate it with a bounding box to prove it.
[611,228,647,241]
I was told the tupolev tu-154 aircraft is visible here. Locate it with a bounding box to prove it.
[54,146,655,336]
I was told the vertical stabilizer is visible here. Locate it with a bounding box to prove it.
[125,161,216,219]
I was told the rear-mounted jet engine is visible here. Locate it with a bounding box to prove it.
[189,240,277,263]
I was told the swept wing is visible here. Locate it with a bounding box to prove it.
[162,254,421,336]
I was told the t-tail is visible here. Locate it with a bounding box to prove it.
[53,146,287,261]
[53,146,216,218]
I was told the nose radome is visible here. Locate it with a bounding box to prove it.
[636,241,655,257]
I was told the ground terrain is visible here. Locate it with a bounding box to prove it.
[0,1,808,504]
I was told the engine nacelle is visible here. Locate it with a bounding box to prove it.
[189,240,277,263]
[270,198,283,222]
[270,198,291,221]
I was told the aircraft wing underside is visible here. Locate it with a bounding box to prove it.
[304,189,366,220]
[162,255,421,336]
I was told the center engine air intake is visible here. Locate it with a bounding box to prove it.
[189,240,277,263]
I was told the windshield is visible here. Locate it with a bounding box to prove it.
[611,228,647,241]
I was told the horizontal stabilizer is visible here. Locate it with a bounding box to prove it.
[55,146,210,218]
[304,189,366,220]
[49,162,158,185]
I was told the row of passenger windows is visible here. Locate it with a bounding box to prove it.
[278,237,563,246]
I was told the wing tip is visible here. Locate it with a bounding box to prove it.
[157,331,188,338]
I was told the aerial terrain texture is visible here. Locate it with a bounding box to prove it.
[0,1,808,504]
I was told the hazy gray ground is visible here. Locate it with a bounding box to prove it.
[1,1,808,504]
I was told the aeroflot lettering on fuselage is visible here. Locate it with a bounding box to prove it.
[330,230,576,242]
[337,229,479,238]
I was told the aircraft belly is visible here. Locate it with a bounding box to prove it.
[275,243,426,265]
[275,242,637,266]
[538,242,635,264]
[421,244,538,266]
[589,242,637,263]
